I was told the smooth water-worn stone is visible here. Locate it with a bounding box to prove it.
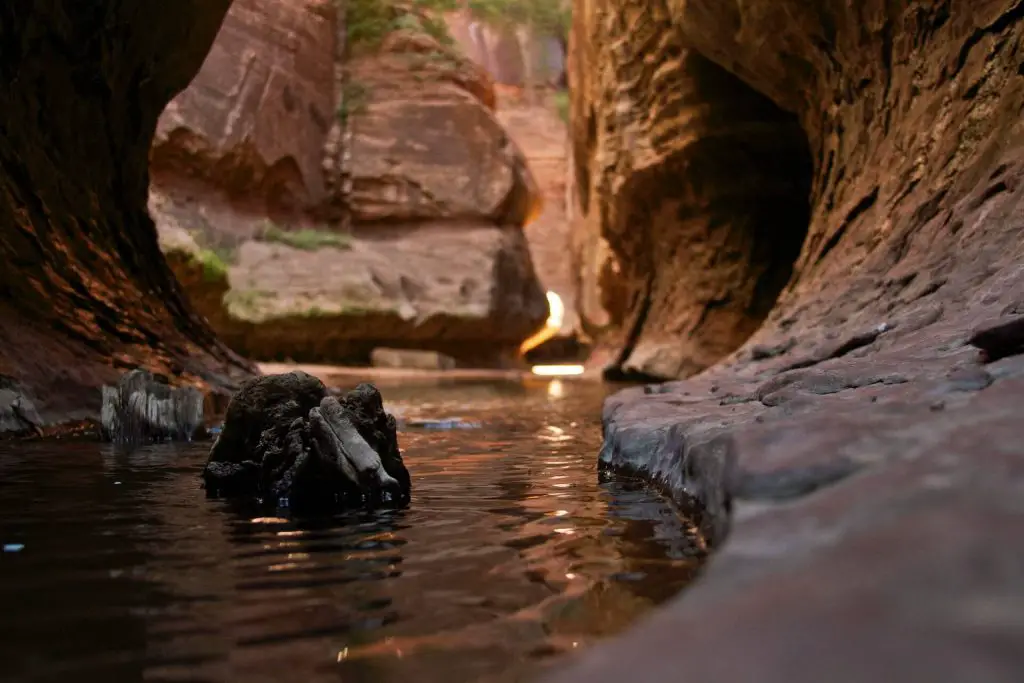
[203,371,410,510]
[0,389,43,436]
[101,369,204,445]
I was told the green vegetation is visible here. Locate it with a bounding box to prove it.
[466,0,570,38]
[392,12,455,46]
[258,221,353,251]
[224,289,273,319]
[337,81,371,124]
[346,0,395,47]
[346,0,456,48]
[345,0,569,50]
[553,89,569,124]
[194,248,232,283]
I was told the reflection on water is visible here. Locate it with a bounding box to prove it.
[0,377,705,683]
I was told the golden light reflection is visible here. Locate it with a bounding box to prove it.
[520,291,565,355]
[250,517,288,524]
[268,562,300,572]
[531,364,585,376]
[547,379,565,398]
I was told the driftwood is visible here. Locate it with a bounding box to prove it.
[101,369,204,444]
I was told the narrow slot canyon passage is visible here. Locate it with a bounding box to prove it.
[569,30,813,382]
[4,0,1024,682]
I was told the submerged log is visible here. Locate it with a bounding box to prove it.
[101,369,204,445]
[203,372,411,511]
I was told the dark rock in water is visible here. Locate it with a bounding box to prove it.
[203,372,411,510]
[101,369,204,445]
[0,380,44,436]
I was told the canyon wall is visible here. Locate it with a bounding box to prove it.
[0,1,254,430]
[550,2,1024,680]
[152,0,549,366]
[571,0,1024,381]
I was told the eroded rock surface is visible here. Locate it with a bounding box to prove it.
[347,28,538,226]
[203,371,410,510]
[551,0,1024,681]
[151,0,548,366]
[569,0,812,379]
[0,0,255,431]
[101,369,204,445]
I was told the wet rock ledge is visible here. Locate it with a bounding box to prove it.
[550,0,1024,681]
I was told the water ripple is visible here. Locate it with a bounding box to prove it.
[0,378,705,683]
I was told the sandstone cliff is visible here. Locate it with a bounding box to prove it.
[0,1,254,431]
[549,3,1024,680]
[571,0,1024,382]
[151,0,549,366]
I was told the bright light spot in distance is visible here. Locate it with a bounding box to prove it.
[531,364,585,376]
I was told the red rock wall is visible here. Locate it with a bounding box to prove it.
[0,0,254,427]
[569,0,812,379]
[571,0,1024,380]
[151,0,337,216]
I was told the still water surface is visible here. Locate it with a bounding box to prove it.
[0,377,704,683]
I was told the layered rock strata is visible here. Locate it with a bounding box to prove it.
[151,0,548,366]
[568,0,812,379]
[0,0,255,430]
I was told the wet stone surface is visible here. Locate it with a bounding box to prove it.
[544,333,1024,683]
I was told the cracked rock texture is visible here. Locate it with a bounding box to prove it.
[151,0,548,366]
[0,0,255,431]
[551,0,1024,681]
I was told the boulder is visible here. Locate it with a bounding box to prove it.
[346,28,538,226]
[370,348,457,370]
[150,0,335,213]
[155,211,548,365]
[203,372,410,510]
[151,0,549,366]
